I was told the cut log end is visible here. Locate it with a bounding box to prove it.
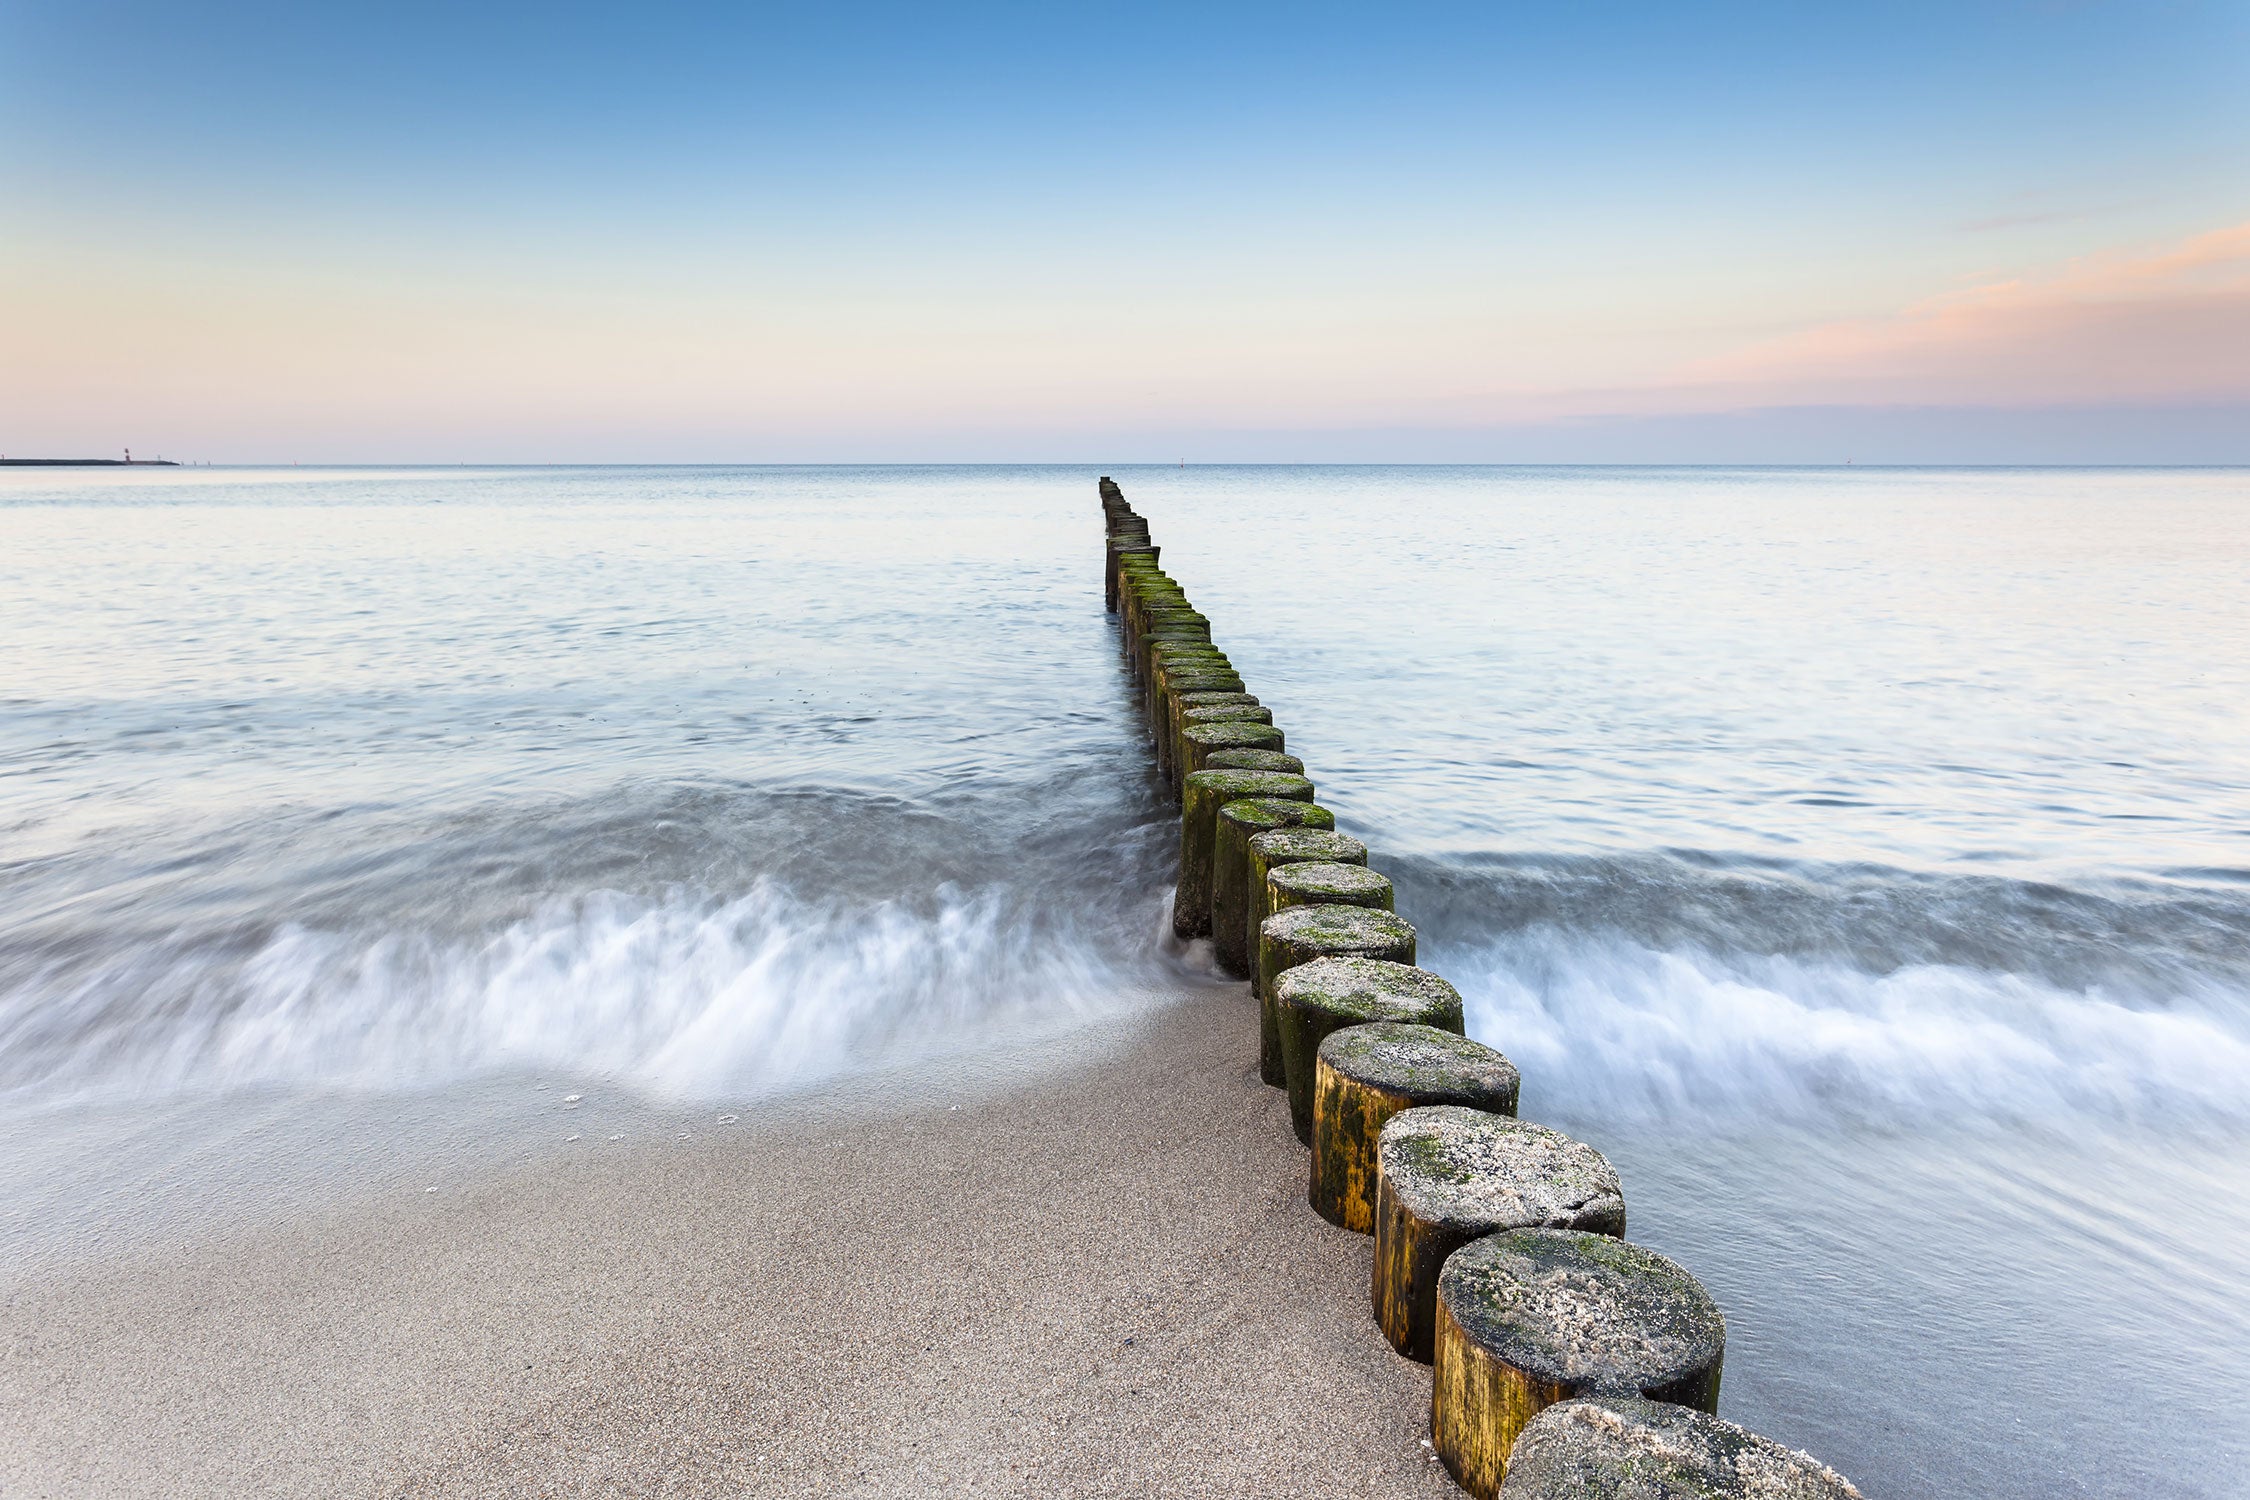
[1205,748,1306,774]
[1267,859,1393,911]
[1307,1020,1520,1233]
[1433,1229,1726,1498]
[1498,1396,1865,1500]
[1372,1108,1625,1362]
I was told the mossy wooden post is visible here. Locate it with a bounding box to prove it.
[1172,702,1271,780]
[1210,799,1337,977]
[1122,578,1184,648]
[1137,624,1212,678]
[1180,721,1285,779]
[1136,620,1209,683]
[1149,649,1237,724]
[1254,904,1413,1085]
[1255,875,1400,1084]
[1137,625,1210,684]
[1160,691,1258,778]
[1244,827,1363,940]
[1106,539,1154,613]
[1271,955,1457,1144]
[1206,748,1305,774]
[1433,1229,1726,1500]
[1498,1397,1865,1500]
[1175,771,1315,940]
[1372,1108,1625,1362]
[1309,1021,1520,1233]
[1128,591,1190,662]
[1155,672,1248,767]
[1156,677,1249,758]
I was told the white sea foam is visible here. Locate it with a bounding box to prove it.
[0,878,1157,1104]
[1443,925,2250,1126]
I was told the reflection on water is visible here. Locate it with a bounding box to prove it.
[5,462,2249,1497]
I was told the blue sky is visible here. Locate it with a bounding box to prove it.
[3,1,2246,460]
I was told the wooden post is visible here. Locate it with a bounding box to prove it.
[1210,799,1337,977]
[1254,904,1414,1085]
[1433,1230,1725,1499]
[1206,748,1305,774]
[1308,1020,1520,1233]
[1158,691,1257,778]
[1372,1107,1624,1362]
[1271,953,1456,1144]
[1500,1397,1864,1500]
[1180,721,1286,779]
[1175,771,1316,940]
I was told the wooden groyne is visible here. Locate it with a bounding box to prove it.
[1098,477,1864,1500]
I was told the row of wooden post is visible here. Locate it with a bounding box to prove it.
[1098,479,1862,1499]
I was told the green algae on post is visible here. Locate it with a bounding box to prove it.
[1181,721,1286,779]
[1308,1020,1519,1233]
[1498,1397,1864,1500]
[1372,1107,1624,1363]
[1175,771,1315,940]
[1210,798,1337,977]
[1204,748,1305,774]
[1159,692,1258,776]
[1433,1229,1726,1500]
[1254,891,1410,1086]
[1269,952,1452,1145]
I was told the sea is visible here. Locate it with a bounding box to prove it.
[3,463,2247,1497]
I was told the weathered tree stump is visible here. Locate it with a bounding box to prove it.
[1308,1020,1520,1232]
[1498,1396,1864,1500]
[1180,721,1286,781]
[1255,905,1414,1085]
[1210,799,1337,977]
[1175,771,1315,940]
[1205,748,1305,774]
[1433,1229,1726,1499]
[1271,955,1457,1144]
[1373,1108,1624,1362]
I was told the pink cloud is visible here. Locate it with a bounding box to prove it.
[1662,221,2250,410]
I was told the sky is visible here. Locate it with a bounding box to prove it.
[2,0,2247,462]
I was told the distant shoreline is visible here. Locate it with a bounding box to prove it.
[1,458,181,467]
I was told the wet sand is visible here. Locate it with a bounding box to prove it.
[0,987,1456,1497]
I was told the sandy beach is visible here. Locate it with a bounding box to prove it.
[0,985,1455,1498]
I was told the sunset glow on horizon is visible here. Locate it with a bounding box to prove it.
[4,1,2246,462]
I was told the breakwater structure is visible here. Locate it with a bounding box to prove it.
[1099,477,1866,1499]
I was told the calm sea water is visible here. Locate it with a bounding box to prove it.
[4,463,2247,1496]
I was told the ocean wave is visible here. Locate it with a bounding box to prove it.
[1405,854,2250,1126]
[0,874,1169,1103]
